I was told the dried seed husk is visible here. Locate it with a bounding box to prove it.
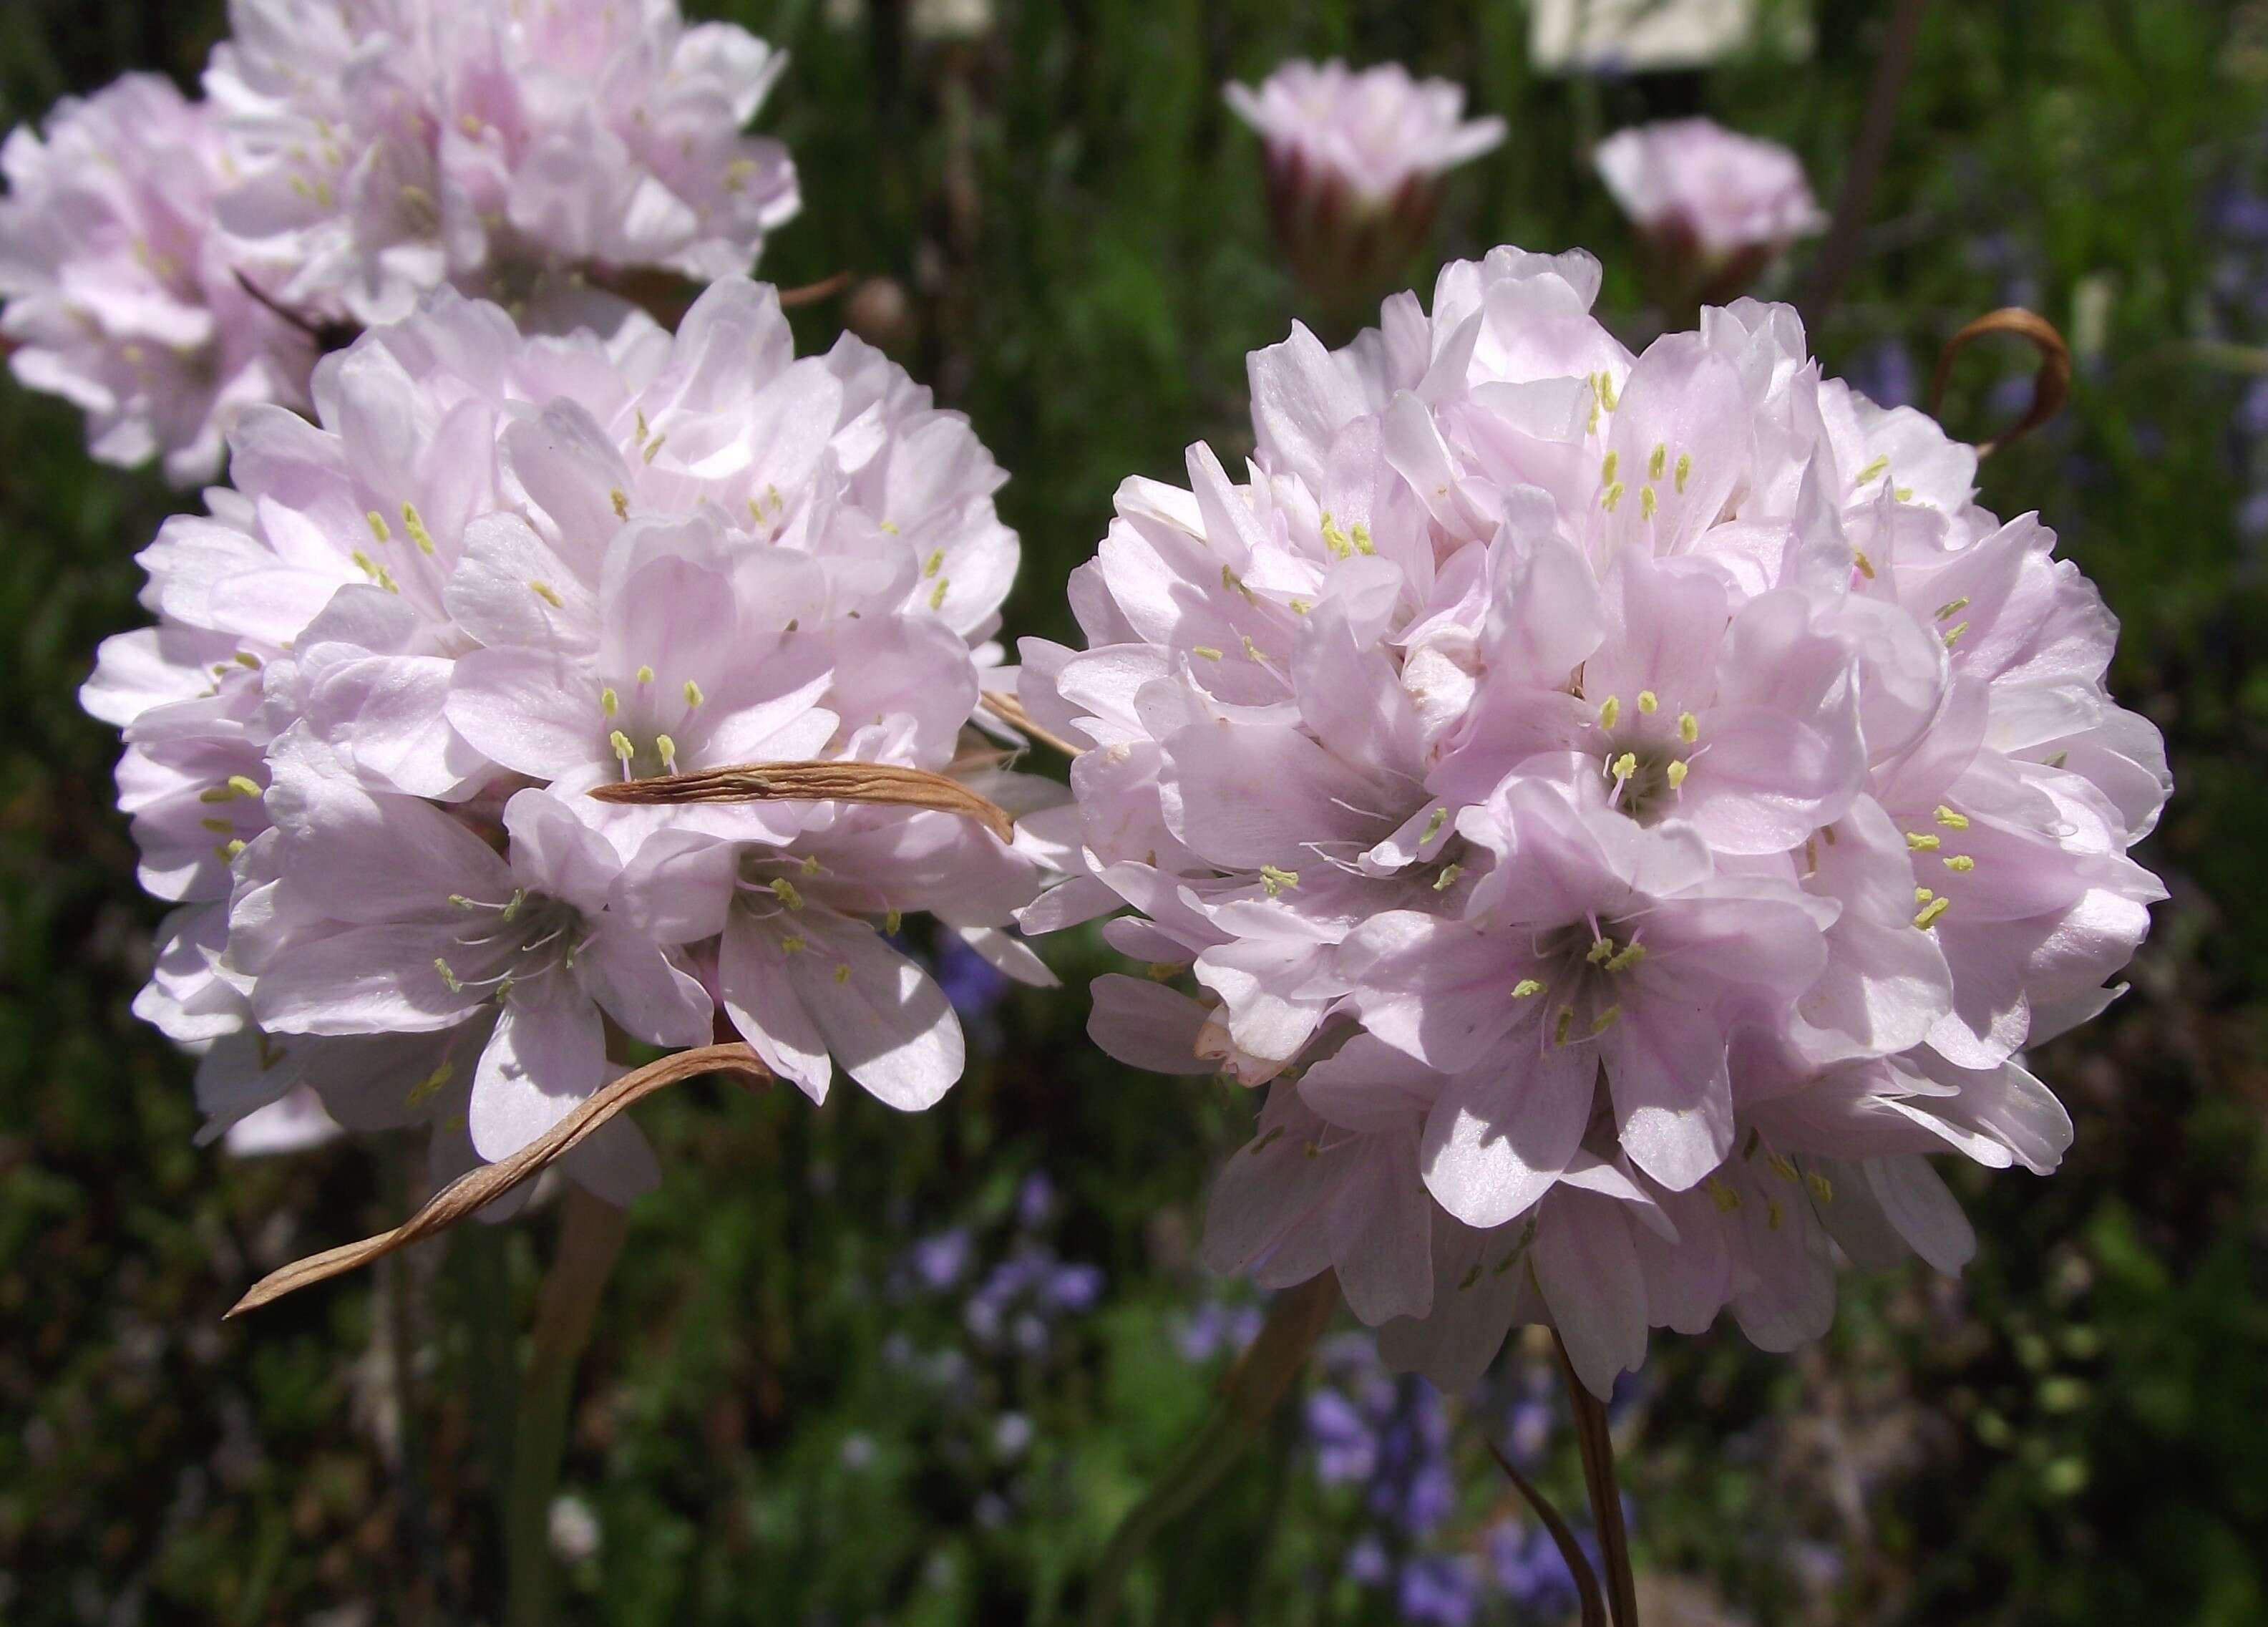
[587,759,1015,842]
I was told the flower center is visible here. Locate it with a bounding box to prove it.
[433,888,585,1001]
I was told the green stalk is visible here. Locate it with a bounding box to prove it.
[503,1185,629,1627]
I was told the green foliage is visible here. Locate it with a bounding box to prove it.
[3,1,2266,1622]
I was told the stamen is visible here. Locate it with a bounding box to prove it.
[924,548,945,579]
[1258,864,1299,896]
[407,1062,454,1106]
[884,908,902,936]
[400,502,436,555]
[1935,596,1971,621]
[1598,694,1620,729]
[1511,978,1544,999]
[929,577,950,611]
[1675,452,1692,493]
[780,935,806,953]
[1706,1175,1741,1212]
[1942,621,1970,648]
[833,963,852,985]
[1604,942,1647,973]
[365,510,391,545]
[1554,1008,1576,1046]
[1600,481,1625,512]
[683,679,704,707]
[1914,896,1950,929]
[656,734,678,771]
[610,730,635,763]
[636,666,655,685]
[1856,453,1891,483]
[1851,548,1877,580]
[1190,646,1223,661]
[1640,485,1658,520]
[1906,832,1941,851]
[1934,806,1970,830]
[1587,936,1617,966]
[1610,752,1637,782]
[1678,711,1699,744]
[1590,1004,1621,1035]
[600,687,618,717]
[1350,523,1375,555]
[1601,451,1620,485]
[1421,807,1448,844]
[1665,759,1690,790]
[1431,864,1462,892]
[1636,690,1658,714]
[769,878,804,909]
[611,488,630,519]
[434,957,462,994]
[1648,443,1667,480]
[1943,855,1975,872]
[529,580,563,607]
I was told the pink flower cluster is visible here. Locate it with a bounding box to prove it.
[0,75,316,484]
[1018,248,2167,1395]
[2,0,798,482]
[85,278,1044,1205]
[1596,117,1824,301]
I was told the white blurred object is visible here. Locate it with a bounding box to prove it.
[549,1494,602,1564]
[911,0,994,41]
[1530,0,1812,73]
[221,1084,343,1157]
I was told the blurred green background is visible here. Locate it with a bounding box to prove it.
[4,1,2266,1622]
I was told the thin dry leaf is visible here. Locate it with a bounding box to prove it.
[1485,1439,1607,1627]
[227,1043,771,1316]
[588,759,1015,842]
[979,690,1086,759]
[1929,306,2072,458]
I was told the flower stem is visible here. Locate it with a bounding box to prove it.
[1081,1273,1338,1627]
[503,1186,628,1627]
[1554,1331,1639,1627]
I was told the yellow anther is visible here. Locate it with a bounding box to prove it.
[1258,865,1299,897]
[529,580,563,607]
[1611,751,1638,782]
[1914,896,1951,929]
[611,487,630,519]
[351,549,397,591]
[1856,453,1891,483]
[1421,807,1449,844]
[1648,443,1668,480]
[1906,831,1941,851]
[1241,634,1265,662]
[1320,513,1353,558]
[1222,564,1255,602]
[1914,886,1934,903]
[600,687,618,717]
[641,434,668,465]
[1767,1151,1800,1182]
[1512,978,1544,999]
[780,935,806,953]
[1431,863,1463,892]
[1554,1007,1576,1046]
[1934,806,1970,830]
[923,548,945,579]
[1894,485,1915,502]
[801,855,822,875]
[833,963,852,985]
[1191,646,1223,661]
[1458,1263,1483,1291]
[1601,451,1620,485]
[1598,371,1619,412]
[885,908,902,936]
[1590,1004,1621,1035]
[610,729,635,762]
[1678,711,1699,743]
[1598,694,1621,729]
[213,836,244,863]
[1636,485,1658,522]
[1601,481,1626,512]
[770,878,805,909]
[459,113,483,136]
[407,1060,455,1107]
[1851,548,1877,580]
[655,733,678,770]
[400,502,436,555]
[1806,1171,1834,1204]
[399,183,433,215]
[200,817,235,835]
[1675,452,1693,493]
[633,409,650,446]
[291,175,313,200]
[433,957,462,993]
[1706,1176,1742,1212]
[1587,936,1618,965]
[365,510,391,544]
[929,576,950,611]
[1288,598,1312,616]
[234,651,262,669]
[1942,621,1970,648]
[683,679,704,707]
[1944,854,1976,872]
[1636,690,1658,714]
[1605,942,1647,973]
[636,665,656,684]
[878,520,900,535]
[1665,759,1690,790]
[1350,523,1376,555]
[1935,596,1971,621]
[1766,1199,1785,1231]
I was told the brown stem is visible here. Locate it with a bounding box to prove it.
[503,1186,630,1627]
[1081,1273,1338,1626]
[777,270,856,309]
[227,1043,770,1314]
[1554,1331,1638,1627]
[980,689,1086,758]
[587,759,1015,842]
[1927,306,2073,457]
[1484,1439,1607,1627]
[1799,0,1932,324]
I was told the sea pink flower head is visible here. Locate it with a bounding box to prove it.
[0,74,315,482]
[84,276,1047,1204]
[206,0,801,328]
[1595,118,1825,308]
[1225,59,1504,313]
[1021,246,2167,1395]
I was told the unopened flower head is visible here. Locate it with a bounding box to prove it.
[205,0,801,328]
[1021,246,2166,1395]
[1225,59,1504,313]
[1595,118,1825,308]
[0,74,316,482]
[86,276,1046,1202]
